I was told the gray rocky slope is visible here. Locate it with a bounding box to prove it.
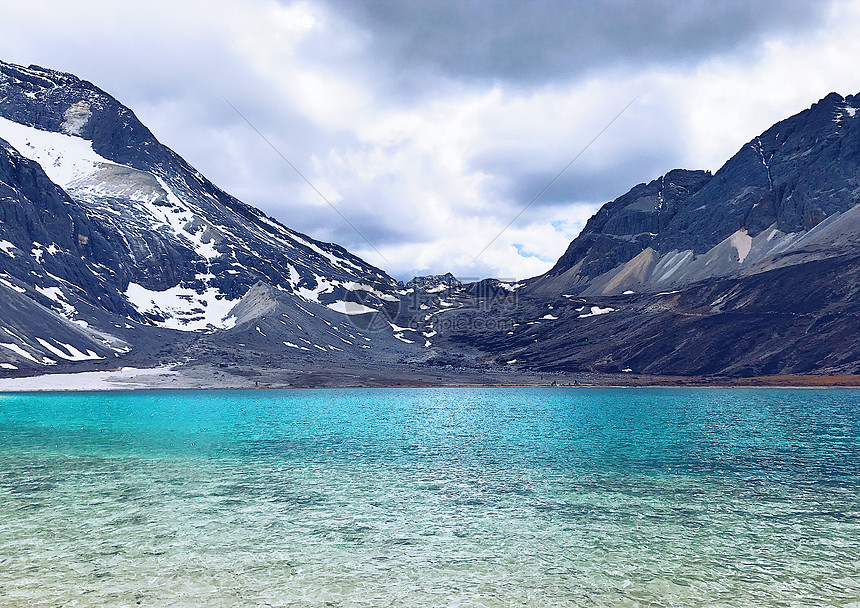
[1,58,859,379]
[0,60,433,373]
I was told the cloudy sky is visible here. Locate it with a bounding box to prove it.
[2,0,860,281]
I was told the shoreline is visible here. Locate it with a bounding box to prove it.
[2,364,860,392]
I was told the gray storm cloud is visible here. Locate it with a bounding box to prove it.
[326,0,826,83]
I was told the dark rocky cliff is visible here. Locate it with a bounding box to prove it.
[537,92,860,296]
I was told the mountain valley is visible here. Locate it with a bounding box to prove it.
[1,59,859,386]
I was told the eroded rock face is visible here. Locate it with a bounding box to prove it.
[0,138,130,314]
[545,169,713,283]
[538,92,860,297]
[61,101,92,135]
[407,273,462,292]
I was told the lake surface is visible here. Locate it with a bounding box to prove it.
[0,388,858,607]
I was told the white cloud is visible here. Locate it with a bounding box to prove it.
[1,0,859,282]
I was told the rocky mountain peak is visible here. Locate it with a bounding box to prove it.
[407,272,462,292]
[535,90,860,297]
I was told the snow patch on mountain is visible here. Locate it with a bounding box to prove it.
[124,282,240,332]
[341,281,400,301]
[835,103,858,122]
[0,342,40,363]
[296,274,336,303]
[327,301,378,315]
[34,285,76,317]
[0,275,25,293]
[0,116,111,187]
[149,175,221,261]
[0,341,55,365]
[36,337,102,361]
[578,306,615,318]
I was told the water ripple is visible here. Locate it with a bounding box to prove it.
[0,388,858,606]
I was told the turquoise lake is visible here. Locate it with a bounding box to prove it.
[0,388,858,607]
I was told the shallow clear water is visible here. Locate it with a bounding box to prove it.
[0,388,858,607]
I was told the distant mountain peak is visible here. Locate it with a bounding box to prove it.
[407,272,462,293]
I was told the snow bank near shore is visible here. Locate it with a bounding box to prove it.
[0,366,178,391]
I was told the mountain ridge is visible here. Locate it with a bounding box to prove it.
[0,59,430,372]
[1,58,859,380]
[527,90,860,298]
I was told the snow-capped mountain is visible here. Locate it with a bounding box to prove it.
[0,60,427,372]
[2,58,860,379]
